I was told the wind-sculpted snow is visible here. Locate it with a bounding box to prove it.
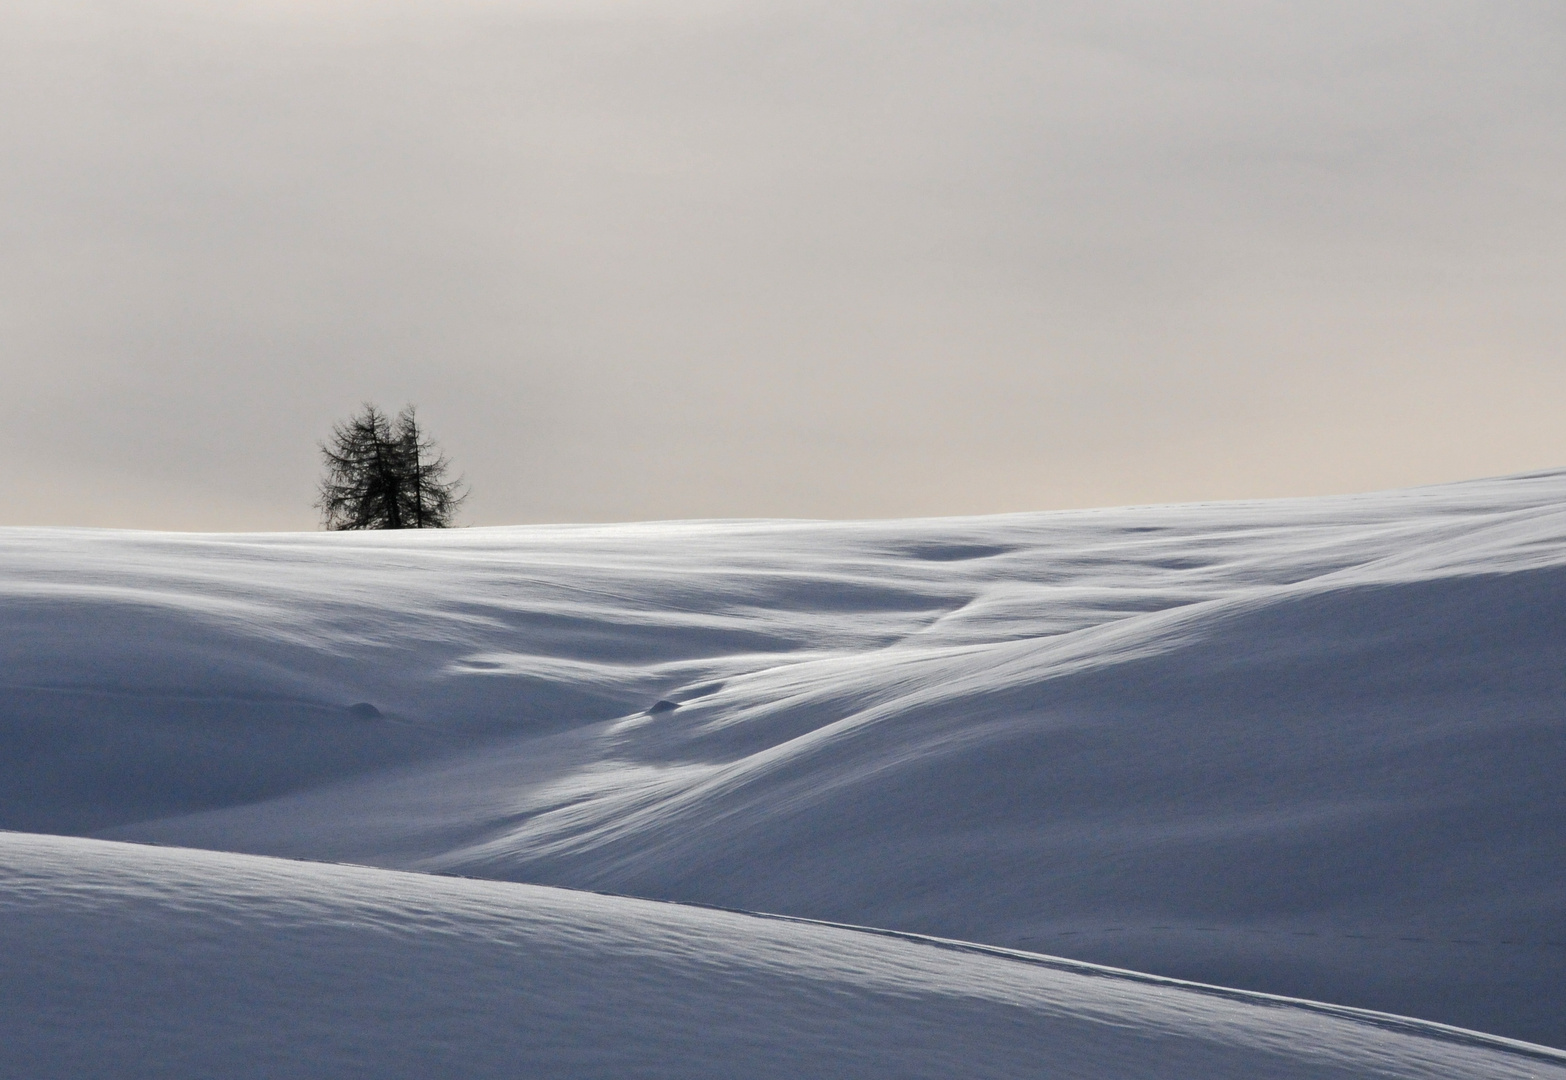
[2,832,1561,1080]
[4,470,1566,1051]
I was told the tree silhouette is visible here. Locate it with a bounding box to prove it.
[317,404,466,529]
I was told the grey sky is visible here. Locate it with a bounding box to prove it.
[4,0,1563,529]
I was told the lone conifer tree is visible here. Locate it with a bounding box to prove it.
[317,404,466,529]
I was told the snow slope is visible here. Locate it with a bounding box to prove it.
[2,831,1561,1080]
[4,470,1565,1051]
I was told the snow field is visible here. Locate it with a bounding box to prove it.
[2,832,1560,1080]
[3,469,1565,1062]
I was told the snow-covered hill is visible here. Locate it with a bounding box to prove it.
[3,470,1565,1060]
[3,831,1560,1079]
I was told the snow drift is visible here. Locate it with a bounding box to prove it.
[3,470,1564,1055]
[2,831,1560,1080]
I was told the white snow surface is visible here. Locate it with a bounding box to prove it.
[4,469,1566,1064]
[2,831,1560,1079]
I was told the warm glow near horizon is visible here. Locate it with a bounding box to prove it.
[3,0,1564,531]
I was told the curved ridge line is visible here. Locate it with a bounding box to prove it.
[91,839,1566,1064]
[596,891,1566,1066]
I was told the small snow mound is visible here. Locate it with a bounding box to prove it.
[647,699,681,714]
[899,541,1014,561]
[347,702,382,719]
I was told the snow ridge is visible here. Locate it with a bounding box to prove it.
[3,831,1561,1079]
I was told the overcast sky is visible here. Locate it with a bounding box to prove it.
[3,0,1564,529]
